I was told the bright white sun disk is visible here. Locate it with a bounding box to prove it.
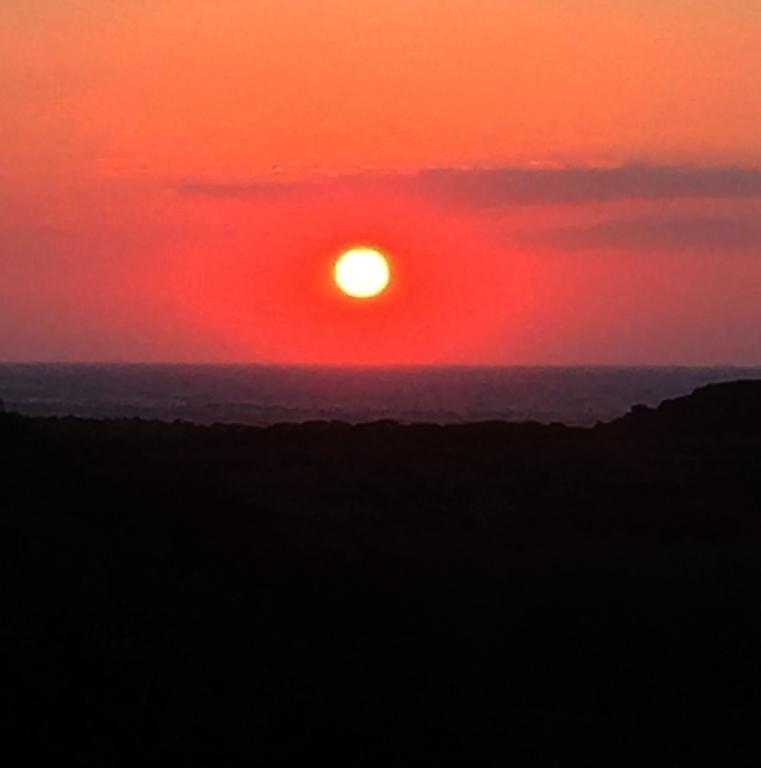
[334,247,390,298]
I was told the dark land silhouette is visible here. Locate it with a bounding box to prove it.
[3,381,761,762]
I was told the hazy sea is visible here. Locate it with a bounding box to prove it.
[1,363,760,426]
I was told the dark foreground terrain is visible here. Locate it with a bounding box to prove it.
[3,381,761,763]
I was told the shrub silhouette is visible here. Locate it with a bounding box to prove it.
[2,381,761,761]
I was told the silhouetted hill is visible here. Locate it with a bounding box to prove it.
[604,379,761,436]
[2,381,761,763]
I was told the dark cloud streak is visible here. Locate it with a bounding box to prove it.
[540,217,761,253]
[417,166,761,206]
[522,215,761,254]
[176,181,298,200]
[177,165,761,206]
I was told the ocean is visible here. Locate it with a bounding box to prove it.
[1,363,759,426]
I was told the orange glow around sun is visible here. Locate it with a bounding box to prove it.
[167,188,535,365]
[334,247,391,299]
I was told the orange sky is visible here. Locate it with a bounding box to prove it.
[4,0,761,180]
[2,1,761,364]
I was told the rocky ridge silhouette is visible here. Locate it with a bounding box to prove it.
[2,380,761,762]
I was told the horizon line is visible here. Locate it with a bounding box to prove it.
[2,361,761,371]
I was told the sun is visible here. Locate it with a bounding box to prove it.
[334,247,390,299]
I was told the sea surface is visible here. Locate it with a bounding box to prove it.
[1,363,760,426]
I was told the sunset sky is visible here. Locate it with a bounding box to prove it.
[2,1,761,364]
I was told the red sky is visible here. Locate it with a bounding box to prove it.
[2,1,761,364]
